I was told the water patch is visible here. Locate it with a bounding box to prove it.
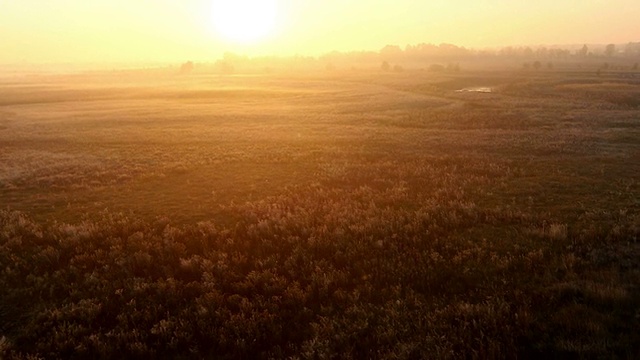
[455,87,492,93]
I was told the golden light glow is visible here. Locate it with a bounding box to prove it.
[0,1,639,63]
[211,0,279,43]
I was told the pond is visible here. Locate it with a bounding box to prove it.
[455,87,492,93]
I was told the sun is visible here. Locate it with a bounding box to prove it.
[211,0,279,43]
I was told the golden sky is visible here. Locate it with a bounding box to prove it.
[1,0,638,63]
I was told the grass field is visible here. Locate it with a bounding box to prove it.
[1,67,639,358]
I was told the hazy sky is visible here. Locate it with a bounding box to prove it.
[1,0,639,64]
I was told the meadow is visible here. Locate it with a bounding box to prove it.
[1,65,639,358]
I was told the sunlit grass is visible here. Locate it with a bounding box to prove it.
[1,68,639,358]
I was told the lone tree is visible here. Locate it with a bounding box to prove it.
[578,44,589,57]
[381,61,391,71]
[428,64,446,72]
[605,44,616,57]
[214,59,234,74]
[180,61,194,74]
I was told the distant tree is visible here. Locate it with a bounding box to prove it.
[633,63,639,71]
[578,44,589,57]
[180,61,194,74]
[393,64,404,72]
[547,62,554,70]
[523,62,531,70]
[428,64,445,72]
[605,44,616,57]
[214,59,234,74]
[532,61,542,71]
[523,47,534,58]
[380,45,403,60]
[624,42,640,56]
[602,62,610,70]
[381,61,391,71]
[536,47,549,58]
[500,46,515,57]
[447,63,461,72]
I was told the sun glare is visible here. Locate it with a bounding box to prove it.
[211,0,279,43]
